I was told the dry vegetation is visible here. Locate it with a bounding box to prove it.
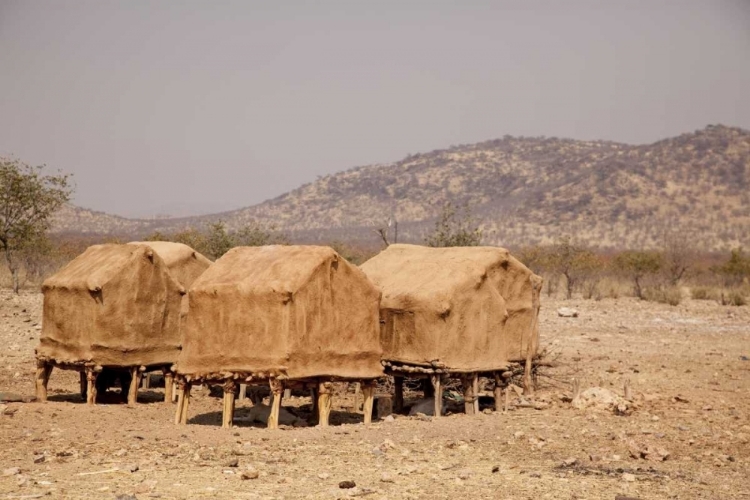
[51,125,750,252]
[1,290,749,499]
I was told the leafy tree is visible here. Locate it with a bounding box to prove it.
[146,220,287,260]
[613,250,663,299]
[424,202,482,248]
[0,158,72,293]
[716,247,750,286]
[547,237,599,299]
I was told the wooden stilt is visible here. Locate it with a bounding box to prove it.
[237,383,247,401]
[171,381,178,403]
[222,380,237,429]
[35,360,52,402]
[86,368,98,405]
[362,380,376,425]
[493,372,503,412]
[504,386,510,413]
[283,388,291,399]
[317,381,332,427]
[430,374,443,417]
[163,370,174,403]
[142,373,151,389]
[462,375,475,415]
[180,383,191,424]
[393,376,404,413]
[127,367,140,405]
[79,370,87,401]
[268,379,283,429]
[624,378,632,401]
[472,373,479,414]
[174,380,185,424]
[353,382,362,412]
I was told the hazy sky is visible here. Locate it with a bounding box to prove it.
[1,1,749,218]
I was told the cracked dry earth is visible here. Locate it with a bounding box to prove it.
[1,289,749,499]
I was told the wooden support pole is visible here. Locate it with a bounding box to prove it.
[430,374,443,417]
[35,360,52,402]
[222,380,237,429]
[180,383,191,424]
[472,373,480,414]
[283,388,292,399]
[353,382,362,412]
[317,381,333,427]
[462,375,476,415]
[127,367,140,406]
[174,380,185,425]
[86,368,98,405]
[493,372,503,413]
[362,380,376,425]
[624,378,632,401]
[504,386,510,413]
[237,383,247,401]
[79,370,87,401]
[393,376,404,413]
[268,379,283,429]
[163,370,174,403]
[142,373,151,389]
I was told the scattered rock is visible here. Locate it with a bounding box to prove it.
[491,466,500,473]
[223,457,239,468]
[318,473,330,480]
[622,473,636,482]
[557,307,579,318]
[241,468,259,480]
[382,415,395,423]
[339,480,356,489]
[33,454,45,464]
[3,467,20,476]
[124,463,139,473]
[377,439,396,452]
[380,473,394,483]
[572,387,632,415]
[457,469,472,480]
[562,457,578,467]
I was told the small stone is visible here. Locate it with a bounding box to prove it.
[383,415,395,423]
[124,463,139,473]
[3,467,20,476]
[33,455,45,464]
[458,469,472,480]
[241,468,259,480]
[562,457,577,467]
[339,480,356,489]
[491,466,500,473]
[622,472,636,482]
[318,473,330,480]
[223,458,239,468]
[528,472,541,478]
[513,431,525,439]
[557,307,579,318]
[380,473,394,483]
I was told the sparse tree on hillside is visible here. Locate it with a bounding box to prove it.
[424,202,482,248]
[0,158,72,293]
[716,247,750,286]
[613,250,663,299]
[660,231,694,285]
[146,220,287,261]
[547,237,599,299]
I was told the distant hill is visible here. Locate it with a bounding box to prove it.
[52,125,750,251]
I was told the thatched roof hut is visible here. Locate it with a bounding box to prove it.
[360,244,542,373]
[176,245,383,381]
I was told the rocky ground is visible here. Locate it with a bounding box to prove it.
[0,289,748,499]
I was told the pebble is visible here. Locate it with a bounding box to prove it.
[380,473,395,483]
[223,457,239,468]
[318,473,330,480]
[241,468,259,480]
[458,469,472,480]
[623,473,636,482]
[2,467,20,476]
[339,480,356,489]
[33,455,45,464]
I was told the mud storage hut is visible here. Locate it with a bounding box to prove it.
[35,242,212,405]
[360,244,542,417]
[173,245,383,429]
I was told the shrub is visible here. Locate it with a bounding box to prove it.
[643,286,682,306]
[691,286,720,301]
[722,290,748,307]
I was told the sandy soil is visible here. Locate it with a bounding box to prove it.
[1,289,748,499]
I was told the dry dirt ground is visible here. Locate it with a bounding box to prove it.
[1,289,748,499]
